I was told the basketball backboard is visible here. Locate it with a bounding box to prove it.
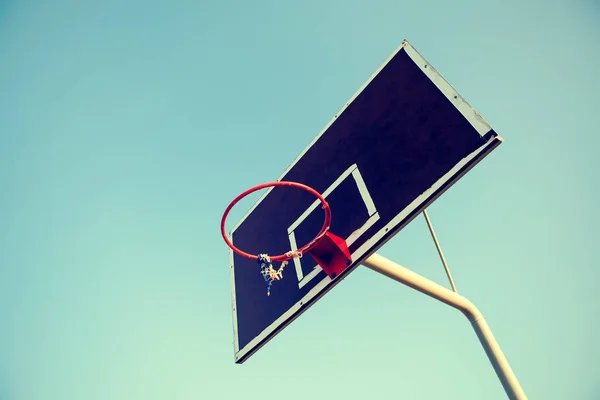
[227,40,502,363]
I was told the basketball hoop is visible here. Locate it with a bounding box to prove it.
[221,181,352,295]
[220,181,332,262]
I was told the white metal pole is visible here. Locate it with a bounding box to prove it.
[362,253,527,400]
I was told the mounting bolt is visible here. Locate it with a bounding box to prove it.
[345,260,351,265]
[330,273,337,279]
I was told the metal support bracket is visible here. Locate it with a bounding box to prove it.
[308,232,352,279]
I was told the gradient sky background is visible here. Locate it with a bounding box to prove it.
[1,0,599,399]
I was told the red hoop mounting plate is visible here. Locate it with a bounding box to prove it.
[221,181,352,277]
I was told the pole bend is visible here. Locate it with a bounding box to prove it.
[362,253,527,400]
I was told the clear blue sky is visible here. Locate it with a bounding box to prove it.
[1,1,599,399]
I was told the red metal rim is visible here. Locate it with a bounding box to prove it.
[221,181,331,262]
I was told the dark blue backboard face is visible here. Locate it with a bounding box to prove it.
[229,41,501,363]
